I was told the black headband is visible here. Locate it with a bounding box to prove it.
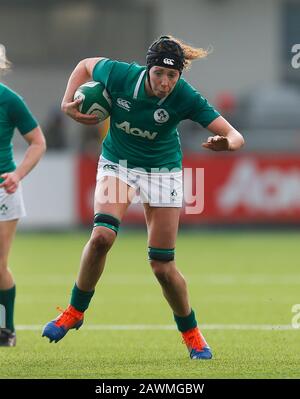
[146,36,185,74]
[146,51,184,73]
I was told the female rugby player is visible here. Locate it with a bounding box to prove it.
[43,36,244,359]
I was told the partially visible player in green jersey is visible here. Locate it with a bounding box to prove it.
[43,36,244,359]
[0,44,46,346]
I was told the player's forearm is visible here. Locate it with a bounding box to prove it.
[226,129,244,151]
[61,60,92,105]
[15,141,46,180]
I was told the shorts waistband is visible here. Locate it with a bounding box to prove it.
[100,156,182,176]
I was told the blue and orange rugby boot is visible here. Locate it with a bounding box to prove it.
[42,305,84,343]
[182,327,213,360]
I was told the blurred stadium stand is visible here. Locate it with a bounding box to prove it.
[1,0,300,228]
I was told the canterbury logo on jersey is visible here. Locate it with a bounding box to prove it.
[116,121,158,140]
[103,164,118,171]
[163,58,175,65]
[117,98,131,111]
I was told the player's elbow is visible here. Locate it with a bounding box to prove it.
[229,130,245,151]
[236,132,245,149]
[79,57,103,76]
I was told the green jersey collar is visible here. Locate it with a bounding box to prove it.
[133,69,172,106]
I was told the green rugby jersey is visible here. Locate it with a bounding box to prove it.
[93,58,220,171]
[0,83,38,178]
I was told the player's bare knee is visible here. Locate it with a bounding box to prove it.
[150,260,174,284]
[148,246,176,283]
[150,259,169,274]
[89,213,120,253]
[89,229,115,254]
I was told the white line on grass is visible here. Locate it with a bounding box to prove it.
[16,324,297,331]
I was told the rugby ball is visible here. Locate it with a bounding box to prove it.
[74,81,111,122]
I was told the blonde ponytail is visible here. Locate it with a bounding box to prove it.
[0,44,11,74]
[167,35,211,69]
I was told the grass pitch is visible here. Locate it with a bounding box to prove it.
[0,230,299,379]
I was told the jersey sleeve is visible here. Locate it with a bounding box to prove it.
[7,91,38,135]
[92,58,113,86]
[92,58,132,92]
[189,94,220,127]
[183,81,220,127]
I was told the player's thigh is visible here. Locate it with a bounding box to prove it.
[94,175,136,218]
[144,205,180,248]
[94,176,135,220]
[92,176,136,243]
[0,220,18,264]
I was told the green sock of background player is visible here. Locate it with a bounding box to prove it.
[0,285,16,331]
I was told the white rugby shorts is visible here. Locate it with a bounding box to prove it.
[0,183,26,221]
[96,156,183,207]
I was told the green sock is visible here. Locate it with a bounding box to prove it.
[0,285,16,332]
[174,309,197,333]
[70,284,94,312]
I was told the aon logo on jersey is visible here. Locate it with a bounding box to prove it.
[116,121,158,140]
